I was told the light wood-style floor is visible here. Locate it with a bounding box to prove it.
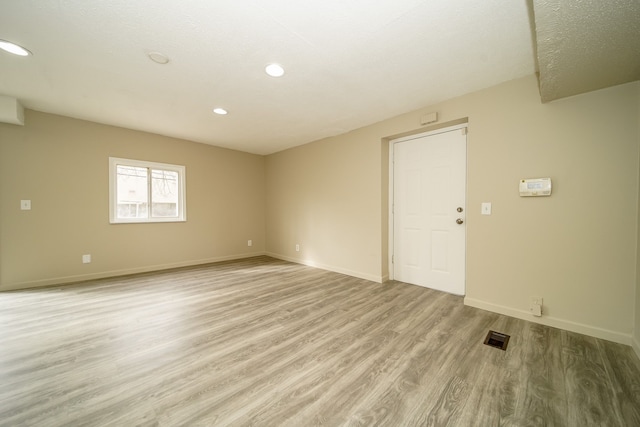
[1,256,639,426]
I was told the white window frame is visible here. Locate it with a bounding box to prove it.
[109,157,186,224]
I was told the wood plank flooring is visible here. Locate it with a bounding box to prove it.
[1,256,639,426]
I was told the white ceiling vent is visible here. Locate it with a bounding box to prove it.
[0,96,25,125]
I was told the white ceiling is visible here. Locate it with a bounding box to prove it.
[0,0,538,154]
[2,1,636,155]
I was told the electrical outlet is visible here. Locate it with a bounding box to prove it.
[295,244,300,252]
[530,296,543,316]
[82,254,91,264]
[247,240,252,247]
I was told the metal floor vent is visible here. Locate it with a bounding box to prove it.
[484,330,510,351]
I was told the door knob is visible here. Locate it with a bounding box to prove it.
[456,218,464,224]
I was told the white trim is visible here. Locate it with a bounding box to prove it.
[5,252,384,291]
[388,142,395,280]
[265,252,384,283]
[1,252,266,291]
[109,157,187,224]
[633,335,640,360]
[464,297,632,346]
[388,123,468,283]
[390,123,468,144]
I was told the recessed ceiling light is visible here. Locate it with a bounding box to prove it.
[213,108,228,115]
[0,39,31,56]
[147,51,169,64]
[265,63,285,77]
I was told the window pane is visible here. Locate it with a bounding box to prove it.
[110,157,185,224]
[151,169,179,217]
[116,165,148,218]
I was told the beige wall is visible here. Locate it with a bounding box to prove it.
[0,110,265,290]
[266,75,640,344]
[462,78,638,343]
[265,128,384,280]
[2,75,639,346]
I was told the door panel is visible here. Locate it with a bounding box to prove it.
[393,127,466,295]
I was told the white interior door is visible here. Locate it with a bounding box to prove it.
[392,127,467,295]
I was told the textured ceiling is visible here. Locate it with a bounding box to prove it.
[0,0,536,154]
[534,0,640,102]
[3,1,638,155]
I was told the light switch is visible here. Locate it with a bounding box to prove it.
[20,200,31,210]
[481,202,492,215]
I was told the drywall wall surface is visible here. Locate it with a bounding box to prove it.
[265,126,384,281]
[461,78,638,342]
[266,74,640,341]
[0,110,266,290]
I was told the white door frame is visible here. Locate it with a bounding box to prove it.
[388,123,468,283]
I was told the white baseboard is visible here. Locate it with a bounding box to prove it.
[265,252,384,283]
[632,335,640,360]
[464,297,632,346]
[2,252,267,291]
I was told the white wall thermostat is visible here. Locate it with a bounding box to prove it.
[519,178,552,197]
